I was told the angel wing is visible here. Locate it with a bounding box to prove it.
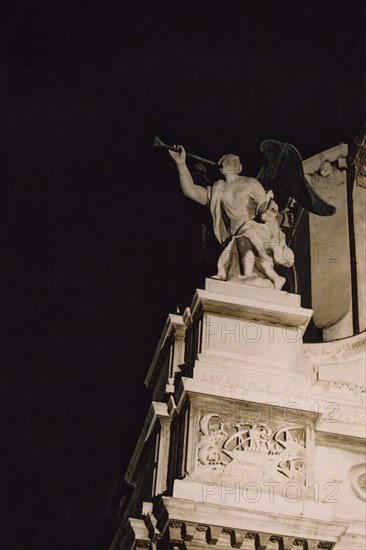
[256,139,336,216]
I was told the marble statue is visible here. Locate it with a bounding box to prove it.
[169,146,294,290]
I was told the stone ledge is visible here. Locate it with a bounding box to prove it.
[191,288,313,330]
[205,278,301,307]
[303,144,348,176]
[153,495,347,544]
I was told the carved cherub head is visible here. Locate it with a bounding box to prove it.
[218,154,242,175]
[261,199,279,223]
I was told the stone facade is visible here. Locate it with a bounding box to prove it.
[304,139,366,341]
[109,142,366,550]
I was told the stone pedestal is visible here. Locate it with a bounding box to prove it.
[109,279,366,550]
[192,278,313,381]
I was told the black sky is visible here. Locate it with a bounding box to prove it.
[1,1,365,549]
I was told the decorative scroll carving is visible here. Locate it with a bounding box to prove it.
[197,413,306,483]
[303,334,366,358]
[155,517,336,550]
[169,521,183,529]
[293,539,307,547]
[350,463,366,501]
[270,535,283,543]
[329,381,366,396]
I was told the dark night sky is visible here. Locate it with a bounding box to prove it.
[1,2,365,549]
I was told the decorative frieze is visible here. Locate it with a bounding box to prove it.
[149,516,336,549]
[303,331,366,358]
[185,372,365,423]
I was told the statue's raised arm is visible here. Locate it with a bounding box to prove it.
[169,145,207,205]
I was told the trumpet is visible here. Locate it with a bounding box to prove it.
[152,136,218,167]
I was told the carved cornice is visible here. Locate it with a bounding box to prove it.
[151,497,341,549]
[187,371,365,406]
[303,331,366,359]
[190,288,313,331]
[127,517,155,549]
[328,381,366,397]
[303,144,348,176]
[180,375,366,432]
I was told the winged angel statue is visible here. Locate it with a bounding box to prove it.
[153,137,336,291]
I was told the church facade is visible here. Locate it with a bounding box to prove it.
[109,130,366,550]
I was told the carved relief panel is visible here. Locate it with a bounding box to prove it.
[186,398,315,487]
[197,413,306,484]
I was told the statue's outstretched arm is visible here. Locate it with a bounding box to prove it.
[169,146,208,206]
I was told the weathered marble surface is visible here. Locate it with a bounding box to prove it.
[304,143,365,341]
[112,125,366,550]
[113,280,365,550]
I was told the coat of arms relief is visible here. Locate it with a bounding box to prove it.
[197,413,306,484]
